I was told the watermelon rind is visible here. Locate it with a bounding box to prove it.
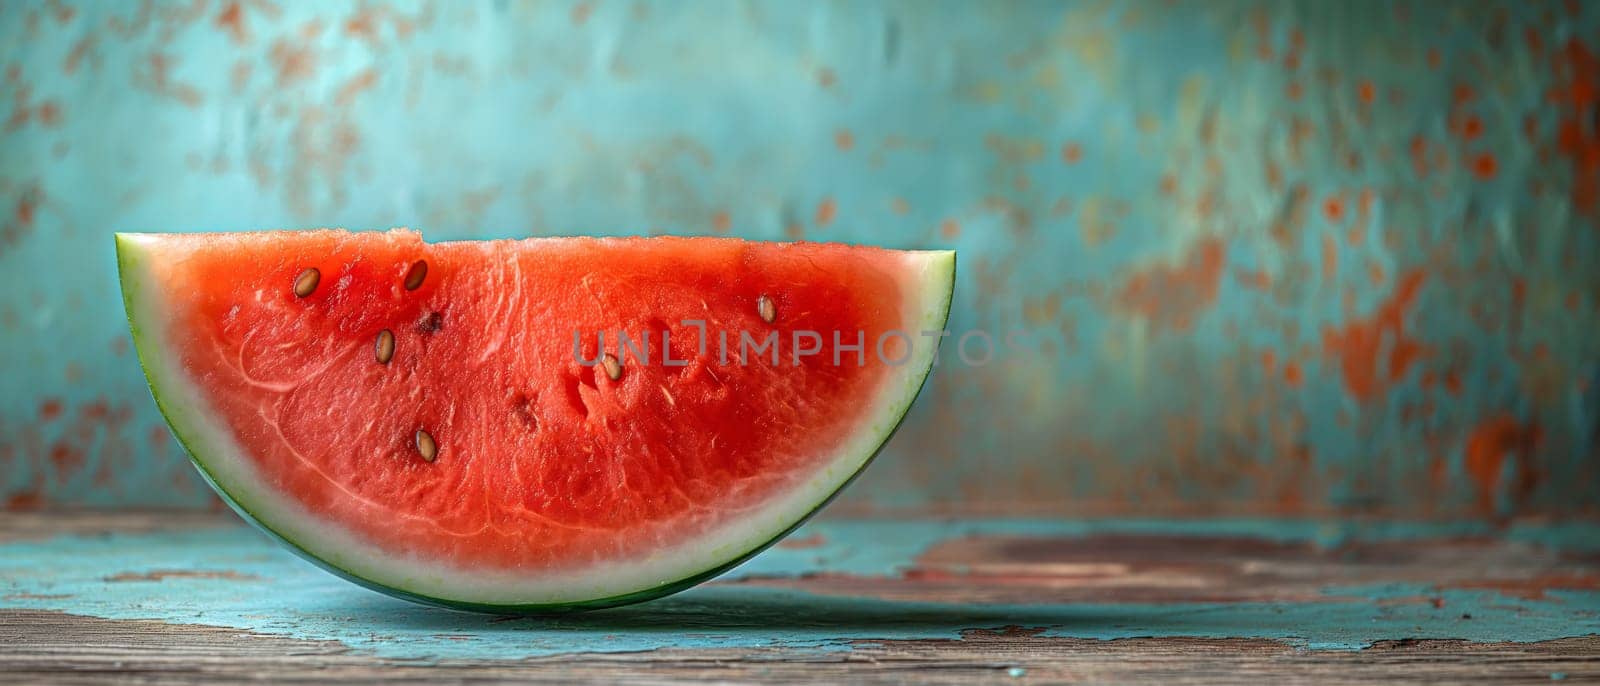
[115,232,955,612]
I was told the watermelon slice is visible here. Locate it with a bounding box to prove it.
[115,230,954,611]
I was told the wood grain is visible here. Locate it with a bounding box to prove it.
[3,511,1598,683]
[3,610,1597,684]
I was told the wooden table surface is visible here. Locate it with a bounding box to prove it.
[2,511,1597,683]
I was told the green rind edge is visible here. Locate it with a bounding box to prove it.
[115,233,956,614]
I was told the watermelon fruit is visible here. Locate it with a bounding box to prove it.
[115,230,954,612]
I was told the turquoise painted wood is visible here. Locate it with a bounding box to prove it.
[4,516,1599,656]
[1,0,1597,517]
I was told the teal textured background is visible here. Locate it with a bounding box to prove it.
[1,0,1597,517]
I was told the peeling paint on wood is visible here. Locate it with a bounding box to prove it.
[1,512,1597,665]
[4,610,1595,684]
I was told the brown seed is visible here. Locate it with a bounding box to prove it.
[414,429,437,462]
[403,260,428,291]
[374,329,395,364]
[602,353,622,381]
[293,268,320,298]
[757,294,776,323]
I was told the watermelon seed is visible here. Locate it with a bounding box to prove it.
[757,295,776,323]
[293,268,320,298]
[602,353,622,381]
[414,429,437,462]
[404,260,428,291]
[374,329,395,364]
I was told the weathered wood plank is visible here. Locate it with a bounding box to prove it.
[3,610,1597,684]
[3,511,1598,682]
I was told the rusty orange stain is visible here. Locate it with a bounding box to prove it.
[711,210,731,233]
[1366,261,1384,286]
[1452,83,1476,105]
[133,53,203,107]
[817,67,837,89]
[34,100,60,127]
[5,88,32,132]
[940,219,961,239]
[1444,370,1464,396]
[1469,153,1498,180]
[1061,142,1082,164]
[571,1,593,25]
[1283,360,1304,388]
[814,197,837,227]
[46,0,75,23]
[1286,81,1302,100]
[834,129,854,151]
[268,38,316,86]
[1427,47,1441,69]
[1320,270,1427,402]
[1357,80,1376,104]
[39,400,62,422]
[345,6,384,44]
[1114,237,1227,332]
[216,1,248,44]
[1550,38,1600,211]
[1463,415,1541,515]
[1322,195,1345,222]
[1458,114,1483,140]
[5,492,43,511]
[15,191,37,227]
[49,441,82,475]
[1288,116,1314,162]
[334,69,378,106]
[63,33,97,75]
[1260,349,1277,375]
[1159,173,1177,196]
[891,197,910,215]
[1409,136,1429,177]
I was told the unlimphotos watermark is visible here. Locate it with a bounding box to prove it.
[574,320,1040,369]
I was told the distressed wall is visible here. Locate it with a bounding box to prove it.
[1,0,1597,518]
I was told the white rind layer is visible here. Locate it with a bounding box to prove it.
[116,233,954,607]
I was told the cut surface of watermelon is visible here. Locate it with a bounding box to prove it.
[116,230,954,610]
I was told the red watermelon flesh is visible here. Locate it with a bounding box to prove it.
[117,230,954,610]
